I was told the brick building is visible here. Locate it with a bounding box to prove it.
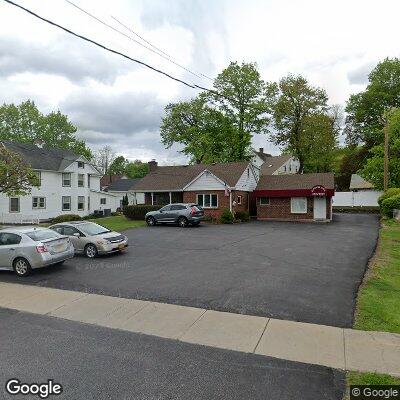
[132,161,259,219]
[254,173,335,222]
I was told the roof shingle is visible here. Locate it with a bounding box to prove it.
[133,161,251,191]
[256,173,335,191]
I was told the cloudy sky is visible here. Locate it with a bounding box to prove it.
[1,0,399,164]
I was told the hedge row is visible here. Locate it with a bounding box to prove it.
[381,194,400,218]
[123,204,160,220]
[332,206,380,214]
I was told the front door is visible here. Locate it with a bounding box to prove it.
[313,197,326,220]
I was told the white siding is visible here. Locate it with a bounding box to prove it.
[274,158,300,174]
[0,159,116,221]
[185,171,226,190]
[235,164,259,191]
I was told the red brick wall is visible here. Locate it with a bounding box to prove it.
[257,196,332,221]
[183,190,249,219]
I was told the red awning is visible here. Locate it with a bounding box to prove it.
[254,188,335,197]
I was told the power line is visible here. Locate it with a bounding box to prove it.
[2,0,228,101]
[110,15,213,82]
[65,0,208,82]
[3,0,196,89]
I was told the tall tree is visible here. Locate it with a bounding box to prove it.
[161,96,241,164]
[359,108,400,189]
[345,58,400,148]
[108,155,129,175]
[126,160,149,179]
[93,145,116,174]
[271,75,329,173]
[0,100,92,159]
[208,62,276,159]
[0,144,39,196]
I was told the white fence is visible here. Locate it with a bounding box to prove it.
[0,213,40,225]
[333,191,382,207]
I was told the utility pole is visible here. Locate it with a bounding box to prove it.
[383,114,390,191]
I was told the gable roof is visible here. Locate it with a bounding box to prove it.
[107,178,142,191]
[2,141,82,171]
[133,161,251,191]
[256,173,334,191]
[260,154,293,175]
[349,174,374,190]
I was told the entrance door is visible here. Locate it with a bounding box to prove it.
[313,197,326,220]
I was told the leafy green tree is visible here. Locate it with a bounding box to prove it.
[345,58,400,148]
[302,112,339,172]
[0,145,39,196]
[271,74,329,173]
[359,109,400,189]
[126,160,149,178]
[0,100,92,159]
[161,96,242,163]
[108,155,129,175]
[208,62,277,159]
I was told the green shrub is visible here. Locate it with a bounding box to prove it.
[220,208,234,224]
[123,204,160,220]
[51,214,81,223]
[234,210,250,222]
[381,194,400,217]
[378,188,400,206]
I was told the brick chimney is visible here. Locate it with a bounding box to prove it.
[148,159,158,172]
[259,147,264,154]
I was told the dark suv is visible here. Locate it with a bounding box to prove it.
[145,203,204,227]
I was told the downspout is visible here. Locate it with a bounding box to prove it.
[151,192,154,205]
[229,190,232,213]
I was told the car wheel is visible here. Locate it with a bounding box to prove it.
[146,216,156,226]
[13,258,32,277]
[178,217,188,228]
[84,244,98,258]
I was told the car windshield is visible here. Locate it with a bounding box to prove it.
[26,229,60,241]
[78,223,110,236]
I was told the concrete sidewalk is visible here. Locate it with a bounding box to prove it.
[1,282,399,377]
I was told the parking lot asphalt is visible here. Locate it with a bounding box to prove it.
[0,308,345,400]
[0,213,379,327]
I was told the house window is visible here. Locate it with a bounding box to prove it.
[78,196,85,211]
[9,198,20,213]
[247,168,250,178]
[33,171,41,186]
[257,197,270,205]
[283,165,287,172]
[62,196,71,211]
[78,174,85,187]
[237,195,242,205]
[291,197,307,214]
[196,194,218,208]
[87,174,91,188]
[32,197,46,209]
[100,198,106,205]
[78,161,85,168]
[88,196,90,211]
[62,173,71,187]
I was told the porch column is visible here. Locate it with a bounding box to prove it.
[151,192,154,205]
[229,191,232,212]
[169,191,172,204]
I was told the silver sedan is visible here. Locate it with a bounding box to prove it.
[0,226,74,277]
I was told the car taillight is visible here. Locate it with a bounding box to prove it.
[36,245,48,253]
[191,207,197,216]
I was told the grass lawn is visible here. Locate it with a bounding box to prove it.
[88,215,146,232]
[344,372,400,399]
[354,219,400,334]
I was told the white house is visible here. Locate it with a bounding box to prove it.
[0,141,120,222]
[252,148,300,175]
[106,177,145,206]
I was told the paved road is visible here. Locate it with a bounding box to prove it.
[0,308,345,400]
[0,213,379,327]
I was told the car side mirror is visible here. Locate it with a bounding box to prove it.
[73,232,81,237]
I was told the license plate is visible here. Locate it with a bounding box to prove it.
[54,243,67,252]
[118,244,125,250]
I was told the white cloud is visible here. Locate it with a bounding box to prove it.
[1,0,400,162]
